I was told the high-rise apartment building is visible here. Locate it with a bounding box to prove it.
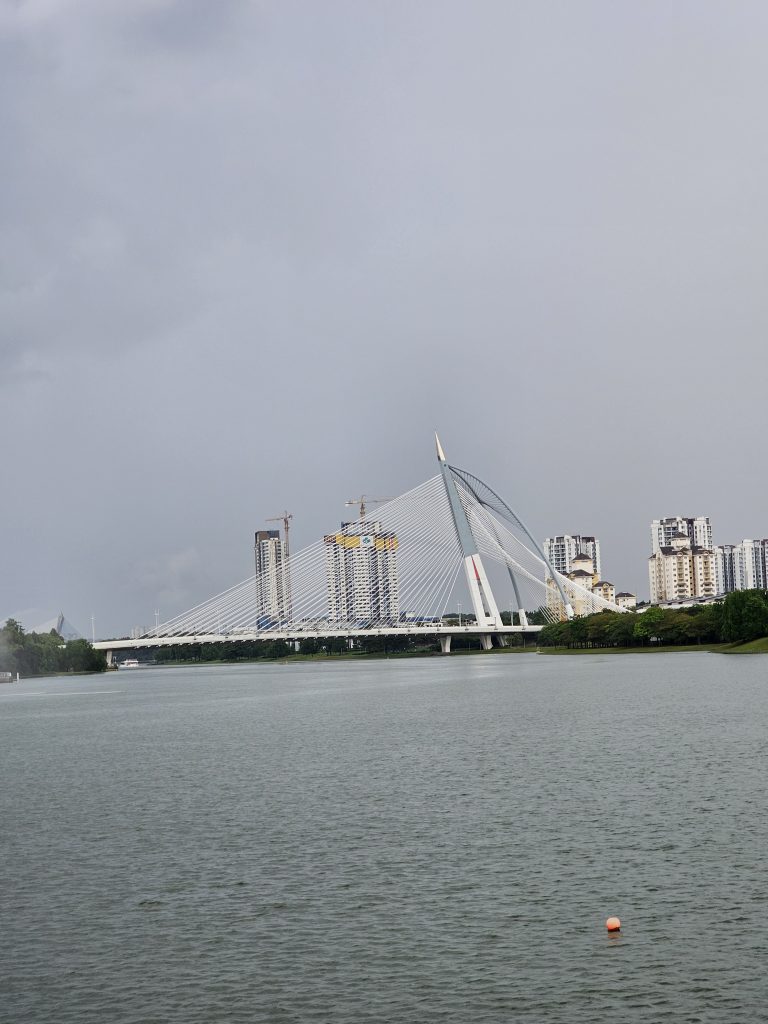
[733,539,768,591]
[649,533,717,603]
[324,520,399,625]
[651,516,712,555]
[543,535,602,579]
[714,540,768,594]
[254,530,291,625]
[715,544,737,595]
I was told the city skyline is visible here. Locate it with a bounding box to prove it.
[7,470,768,637]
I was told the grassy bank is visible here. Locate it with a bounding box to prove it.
[538,644,729,655]
[719,637,768,653]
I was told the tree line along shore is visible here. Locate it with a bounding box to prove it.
[0,619,106,677]
[536,589,768,650]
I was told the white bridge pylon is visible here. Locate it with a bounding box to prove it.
[100,437,626,653]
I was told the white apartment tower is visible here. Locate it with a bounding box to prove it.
[543,535,602,579]
[324,520,399,625]
[649,533,717,604]
[651,516,712,555]
[714,540,768,594]
[715,544,737,595]
[733,539,768,591]
[254,530,291,624]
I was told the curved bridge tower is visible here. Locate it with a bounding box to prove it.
[436,434,502,649]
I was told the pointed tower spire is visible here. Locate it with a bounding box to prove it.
[435,432,446,462]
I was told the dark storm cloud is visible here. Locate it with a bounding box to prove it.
[2,1,768,634]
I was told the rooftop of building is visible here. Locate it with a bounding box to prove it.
[652,543,714,557]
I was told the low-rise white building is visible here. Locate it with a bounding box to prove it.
[593,580,616,604]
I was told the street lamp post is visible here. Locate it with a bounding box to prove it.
[458,602,462,627]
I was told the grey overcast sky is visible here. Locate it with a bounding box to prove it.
[2,0,767,637]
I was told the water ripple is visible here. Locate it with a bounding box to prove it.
[2,655,767,1022]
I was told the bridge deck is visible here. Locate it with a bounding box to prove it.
[94,624,543,652]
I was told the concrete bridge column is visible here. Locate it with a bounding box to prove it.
[439,635,452,654]
[105,650,114,667]
[480,635,493,650]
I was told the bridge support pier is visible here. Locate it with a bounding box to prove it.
[105,650,114,667]
[439,635,452,654]
[480,634,493,651]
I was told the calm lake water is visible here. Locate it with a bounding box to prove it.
[2,653,767,1023]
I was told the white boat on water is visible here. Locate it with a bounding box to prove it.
[118,659,143,669]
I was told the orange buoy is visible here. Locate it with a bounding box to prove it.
[606,916,621,932]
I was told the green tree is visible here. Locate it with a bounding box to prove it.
[569,617,588,648]
[721,590,768,642]
[692,603,723,643]
[27,631,66,673]
[585,612,614,647]
[604,612,637,647]
[0,619,25,673]
[265,640,292,659]
[324,636,349,655]
[537,620,571,647]
[632,606,665,646]
[64,639,107,673]
[0,621,106,675]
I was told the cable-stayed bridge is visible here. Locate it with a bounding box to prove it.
[96,437,626,661]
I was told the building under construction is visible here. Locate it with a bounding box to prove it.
[254,530,291,626]
[324,520,399,625]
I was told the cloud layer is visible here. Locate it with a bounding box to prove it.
[3,1,767,634]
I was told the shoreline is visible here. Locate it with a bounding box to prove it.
[539,638,768,655]
[115,638,768,670]
[11,638,767,679]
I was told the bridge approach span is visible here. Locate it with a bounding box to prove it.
[95,624,544,661]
